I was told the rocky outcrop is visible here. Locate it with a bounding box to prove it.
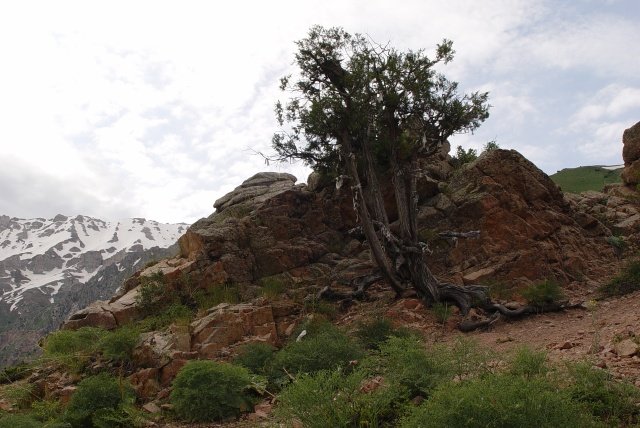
[213,172,298,213]
[622,121,640,186]
[421,150,617,286]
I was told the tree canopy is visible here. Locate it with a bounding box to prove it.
[272,26,491,311]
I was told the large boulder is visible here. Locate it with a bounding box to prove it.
[213,172,297,213]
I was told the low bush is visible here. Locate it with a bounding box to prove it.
[233,342,276,375]
[355,318,409,350]
[269,321,363,387]
[0,363,32,384]
[43,327,105,358]
[193,282,241,311]
[276,368,402,428]
[137,302,193,332]
[98,327,139,363]
[64,373,135,427]
[598,259,640,297]
[567,362,640,425]
[134,273,166,313]
[509,347,548,379]
[171,361,255,422]
[401,374,598,428]
[521,280,564,307]
[367,336,446,399]
[260,276,286,298]
[0,414,42,428]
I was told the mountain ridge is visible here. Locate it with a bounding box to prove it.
[0,214,187,366]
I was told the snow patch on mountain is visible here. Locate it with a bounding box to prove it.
[0,214,187,311]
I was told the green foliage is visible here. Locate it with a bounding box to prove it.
[170,360,255,423]
[451,145,478,168]
[273,25,489,174]
[521,280,564,308]
[482,140,500,152]
[97,327,139,363]
[1,382,35,409]
[137,302,193,332]
[233,342,276,376]
[401,374,599,428]
[64,373,135,428]
[598,259,640,297]
[30,399,63,424]
[193,282,241,311]
[509,347,548,379]
[276,369,402,428]
[354,318,409,350]
[0,363,32,384]
[0,414,42,428]
[550,166,622,194]
[567,362,640,424]
[365,336,446,398]
[606,235,626,251]
[432,302,452,324]
[303,297,337,318]
[259,276,286,298]
[134,273,166,313]
[43,327,105,357]
[42,327,106,371]
[270,321,363,387]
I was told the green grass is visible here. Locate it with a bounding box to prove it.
[550,166,622,193]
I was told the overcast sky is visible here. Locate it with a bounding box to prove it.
[1,1,639,224]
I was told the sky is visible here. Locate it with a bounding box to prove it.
[1,0,639,224]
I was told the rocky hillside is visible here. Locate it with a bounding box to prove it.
[50,147,639,405]
[0,215,187,367]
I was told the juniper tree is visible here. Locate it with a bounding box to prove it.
[272,26,491,312]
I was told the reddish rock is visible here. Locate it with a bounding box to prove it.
[622,121,640,165]
[129,368,160,400]
[160,359,188,387]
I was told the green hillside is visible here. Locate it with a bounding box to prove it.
[550,165,623,194]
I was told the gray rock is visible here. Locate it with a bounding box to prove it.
[213,172,297,213]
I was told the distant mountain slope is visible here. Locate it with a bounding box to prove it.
[550,165,623,193]
[0,214,187,366]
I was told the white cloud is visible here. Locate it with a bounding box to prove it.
[0,0,638,223]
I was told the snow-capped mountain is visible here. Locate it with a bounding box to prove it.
[0,214,188,366]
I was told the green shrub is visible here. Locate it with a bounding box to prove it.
[64,373,135,427]
[567,362,640,425]
[430,338,496,381]
[1,382,35,409]
[43,327,105,358]
[367,336,446,398]
[233,342,276,375]
[193,282,241,311]
[137,302,193,331]
[260,276,286,298]
[0,414,42,428]
[509,347,548,379]
[355,318,409,350]
[98,327,139,363]
[170,360,255,422]
[269,322,363,387]
[521,280,564,307]
[276,369,403,428]
[0,364,32,384]
[134,273,166,313]
[451,145,478,168]
[401,374,598,428]
[598,259,640,297]
[31,399,63,423]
